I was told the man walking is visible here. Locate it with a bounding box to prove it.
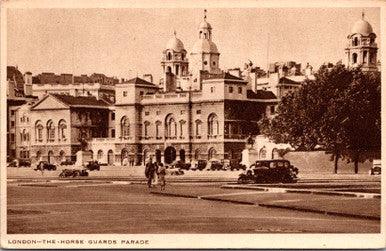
[145,157,156,188]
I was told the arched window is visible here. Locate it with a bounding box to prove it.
[259,147,267,159]
[363,51,368,63]
[58,119,67,141]
[97,150,103,160]
[167,66,172,73]
[353,37,359,46]
[195,119,202,138]
[155,120,162,139]
[208,148,217,160]
[165,114,177,139]
[179,120,186,138]
[352,53,358,64]
[167,52,172,60]
[35,121,43,142]
[208,113,219,137]
[47,120,55,142]
[121,116,130,138]
[144,121,150,138]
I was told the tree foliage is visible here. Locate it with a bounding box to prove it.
[259,64,381,173]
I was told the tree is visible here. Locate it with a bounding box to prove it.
[259,64,381,173]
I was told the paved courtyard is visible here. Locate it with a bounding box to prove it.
[7,179,380,234]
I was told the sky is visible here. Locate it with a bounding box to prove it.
[6,7,380,81]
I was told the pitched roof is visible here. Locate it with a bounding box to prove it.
[247,90,277,100]
[202,72,244,81]
[51,94,111,108]
[126,77,158,87]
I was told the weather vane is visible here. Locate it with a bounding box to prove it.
[173,30,177,36]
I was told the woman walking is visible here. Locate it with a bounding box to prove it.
[157,163,166,191]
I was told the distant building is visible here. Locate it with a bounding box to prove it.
[15,94,113,163]
[254,61,314,99]
[345,13,378,72]
[31,72,117,102]
[6,66,37,161]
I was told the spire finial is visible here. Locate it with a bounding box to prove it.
[173,30,177,37]
[204,9,207,21]
[362,10,365,20]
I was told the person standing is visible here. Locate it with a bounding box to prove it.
[145,157,156,188]
[157,163,166,190]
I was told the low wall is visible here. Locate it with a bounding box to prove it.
[284,151,373,174]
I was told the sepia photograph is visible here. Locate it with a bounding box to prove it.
[1,0,384,249]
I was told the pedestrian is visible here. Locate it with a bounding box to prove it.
[157,163,166,190]
[145,157,156,188]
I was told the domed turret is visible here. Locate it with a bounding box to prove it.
[166,36,185,52]
[345,12,378,72]
[190,9,221,81]
[191,39,218,54]
[351,19,374,36]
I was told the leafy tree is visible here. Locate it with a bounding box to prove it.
[259,64,380,173]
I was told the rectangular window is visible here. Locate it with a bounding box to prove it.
[111,112,115,121]
[145,111,150,116]
[123,91,127,97]
[156,111,161,115]
[10,133,15,142]
[11,110,15,115]
[270,106,275,114]
[229,86,233,93]
[238,87,242,94]
[210,87,215,93]
[140,91,144,96]
[196,110,201,114]
[11,121,15,127]
[111,129,115,138]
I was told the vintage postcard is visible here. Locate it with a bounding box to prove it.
[1,0,385,249]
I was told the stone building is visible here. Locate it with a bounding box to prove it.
[89,12,278,166]
[17,94,113,164]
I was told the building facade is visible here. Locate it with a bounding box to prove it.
[88,12,278,166]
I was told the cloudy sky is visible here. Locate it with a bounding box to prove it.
[6,6,380,81]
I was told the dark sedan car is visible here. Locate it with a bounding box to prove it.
[85,161,101,171]
[238,159,298,184]
[34,161,57,171]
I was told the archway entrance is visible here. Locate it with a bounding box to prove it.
[121,149,129,166]
[272,148,279,159]
[59,150,66,162]
[208,148,217,160]
[48,151,54,164]
[155,149,162,164]
[164,146,176,164]
[179,149,186,163]
[108,150,114,165]
[36,151,41,162]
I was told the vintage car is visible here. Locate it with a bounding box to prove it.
[191,160,207,171]
[18,159,31,167]
[59,169,89,178]
[173,160,191,170]
[238,159,298,184]
[229,160,247,171]
[369,159,381,175]
[34,161,57,171]
[60,160,75,166]
[85,161,101,171]
[206,159,225,171]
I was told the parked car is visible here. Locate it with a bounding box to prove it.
[238,159,298,184]
[59,169,89,178]
[174,160,191,170]
[18,159,31,167]
[60,160,75,166]
[167,165,184,175]
[369,159,381,175]
[229,160,246,171]
[85,161,101,171]
[191,160,207,171]
[206,159,225,171]
[34,161,57,171]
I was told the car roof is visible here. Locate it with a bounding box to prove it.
[255,159,289,163]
